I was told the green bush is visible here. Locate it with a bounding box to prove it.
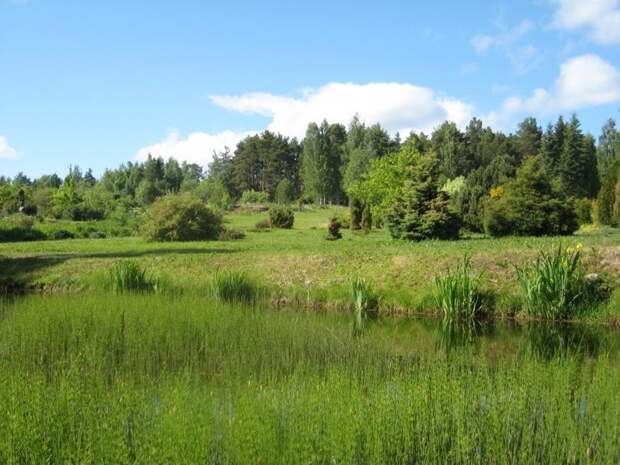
[326,217,342,240]
[484,156,579,237]
[275,179,295,204]
[218,228,246,241]
[350,197,362,230]
[212,270,257,304]
[0,213,46,242]
[240,190,269,204]
[269,206,295,229]
[516,246,605,320]
[434,256,485,323]
[574,198,593,225]
[253,219,271,231]
[142,193,222,242]
[386,153,461,241]
[108,260,161,293]
[49,229,75,240]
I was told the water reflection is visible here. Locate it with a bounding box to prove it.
[521,323,605,359]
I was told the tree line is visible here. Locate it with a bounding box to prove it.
[1,113,620,239]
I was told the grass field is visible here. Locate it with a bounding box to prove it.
[1,293,620,464]
[2,207,620,318]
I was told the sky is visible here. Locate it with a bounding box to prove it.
[1,0,620,178]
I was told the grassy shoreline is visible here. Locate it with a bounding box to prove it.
[3,207,620,323]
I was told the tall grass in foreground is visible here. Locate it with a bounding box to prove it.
[108,260,162,293]
[1,294,620,463]
[351,277,378,335]
[516,245,601,320]
[435,256,484,323]
[211,269,257,304]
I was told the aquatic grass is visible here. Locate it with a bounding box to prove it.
[108,260,162,293]
[1,294,620,463]
[212,269,258,304]
[516,245,594,320]
[434,256,484,323]
[351,277,379,335]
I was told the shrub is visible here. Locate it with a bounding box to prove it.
[218,228,245,241]
[50,229,75,240]
[350,197,362,230]
[351,277,379,335]
[326,217,342,240]
[253,219,272,230]
[386,153,461,241]
[240,190,269,204]
[336,211,351,229]
[142,193,222,242]
[269,206,294,229]
[574,198,593,225]
[212,270,257,303]
[516,245,606,320]
[434,256,485,323]
[108,260,161,293]
[361,204,372,232]
[484,156,579,237]
[0,213,46,243]
[275,179,295,205]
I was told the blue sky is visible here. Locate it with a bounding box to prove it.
[1,0,620,178]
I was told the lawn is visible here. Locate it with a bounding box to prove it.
[2,206,620,314]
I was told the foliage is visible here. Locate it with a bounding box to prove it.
[212,270,257,303]
[268,205,294,229]
[515,245,604,319]
[253,219,271,230]
[351,277,379,335]
[108,260,161,293]
[326,217,342,240]
[484,156,579,237]
[218,227,246,241]
[386,151,461,241]
[434,256,484,323]
[142,193,222,242]
[0,213,47,242]
[349,197,362,230]
[275,178,295,204]
[240,189,269,204]
[574,198,593,225]
[361,203,372,232]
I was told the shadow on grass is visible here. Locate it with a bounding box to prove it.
[0,246,241,293]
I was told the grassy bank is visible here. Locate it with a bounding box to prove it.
[1,293,620,464]
[2,207,620,319]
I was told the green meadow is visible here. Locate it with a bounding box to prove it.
[3,207,620,318]
[3,208,620,463]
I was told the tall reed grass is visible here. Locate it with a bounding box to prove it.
[516,245,594,320]
[108,260,162,293]
[211,269,258,304]
[434,256,484,323]
[351,277,379,335]
[0,294,619,464]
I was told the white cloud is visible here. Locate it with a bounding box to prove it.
[135,129,254,166]
[487,54,620,127]
[471,20,540,74]
[0,135,17,159]
[210,82,473,139]
[552,0,620,44]
[471,19,534,54]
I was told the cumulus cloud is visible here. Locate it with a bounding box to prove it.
[487,54,620,127]
[551,0,620,44]
[471,20,541,74]
[0,135,17,160]
[471,20,534,54]
[135,129,254,166]
[210,82,473,139]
